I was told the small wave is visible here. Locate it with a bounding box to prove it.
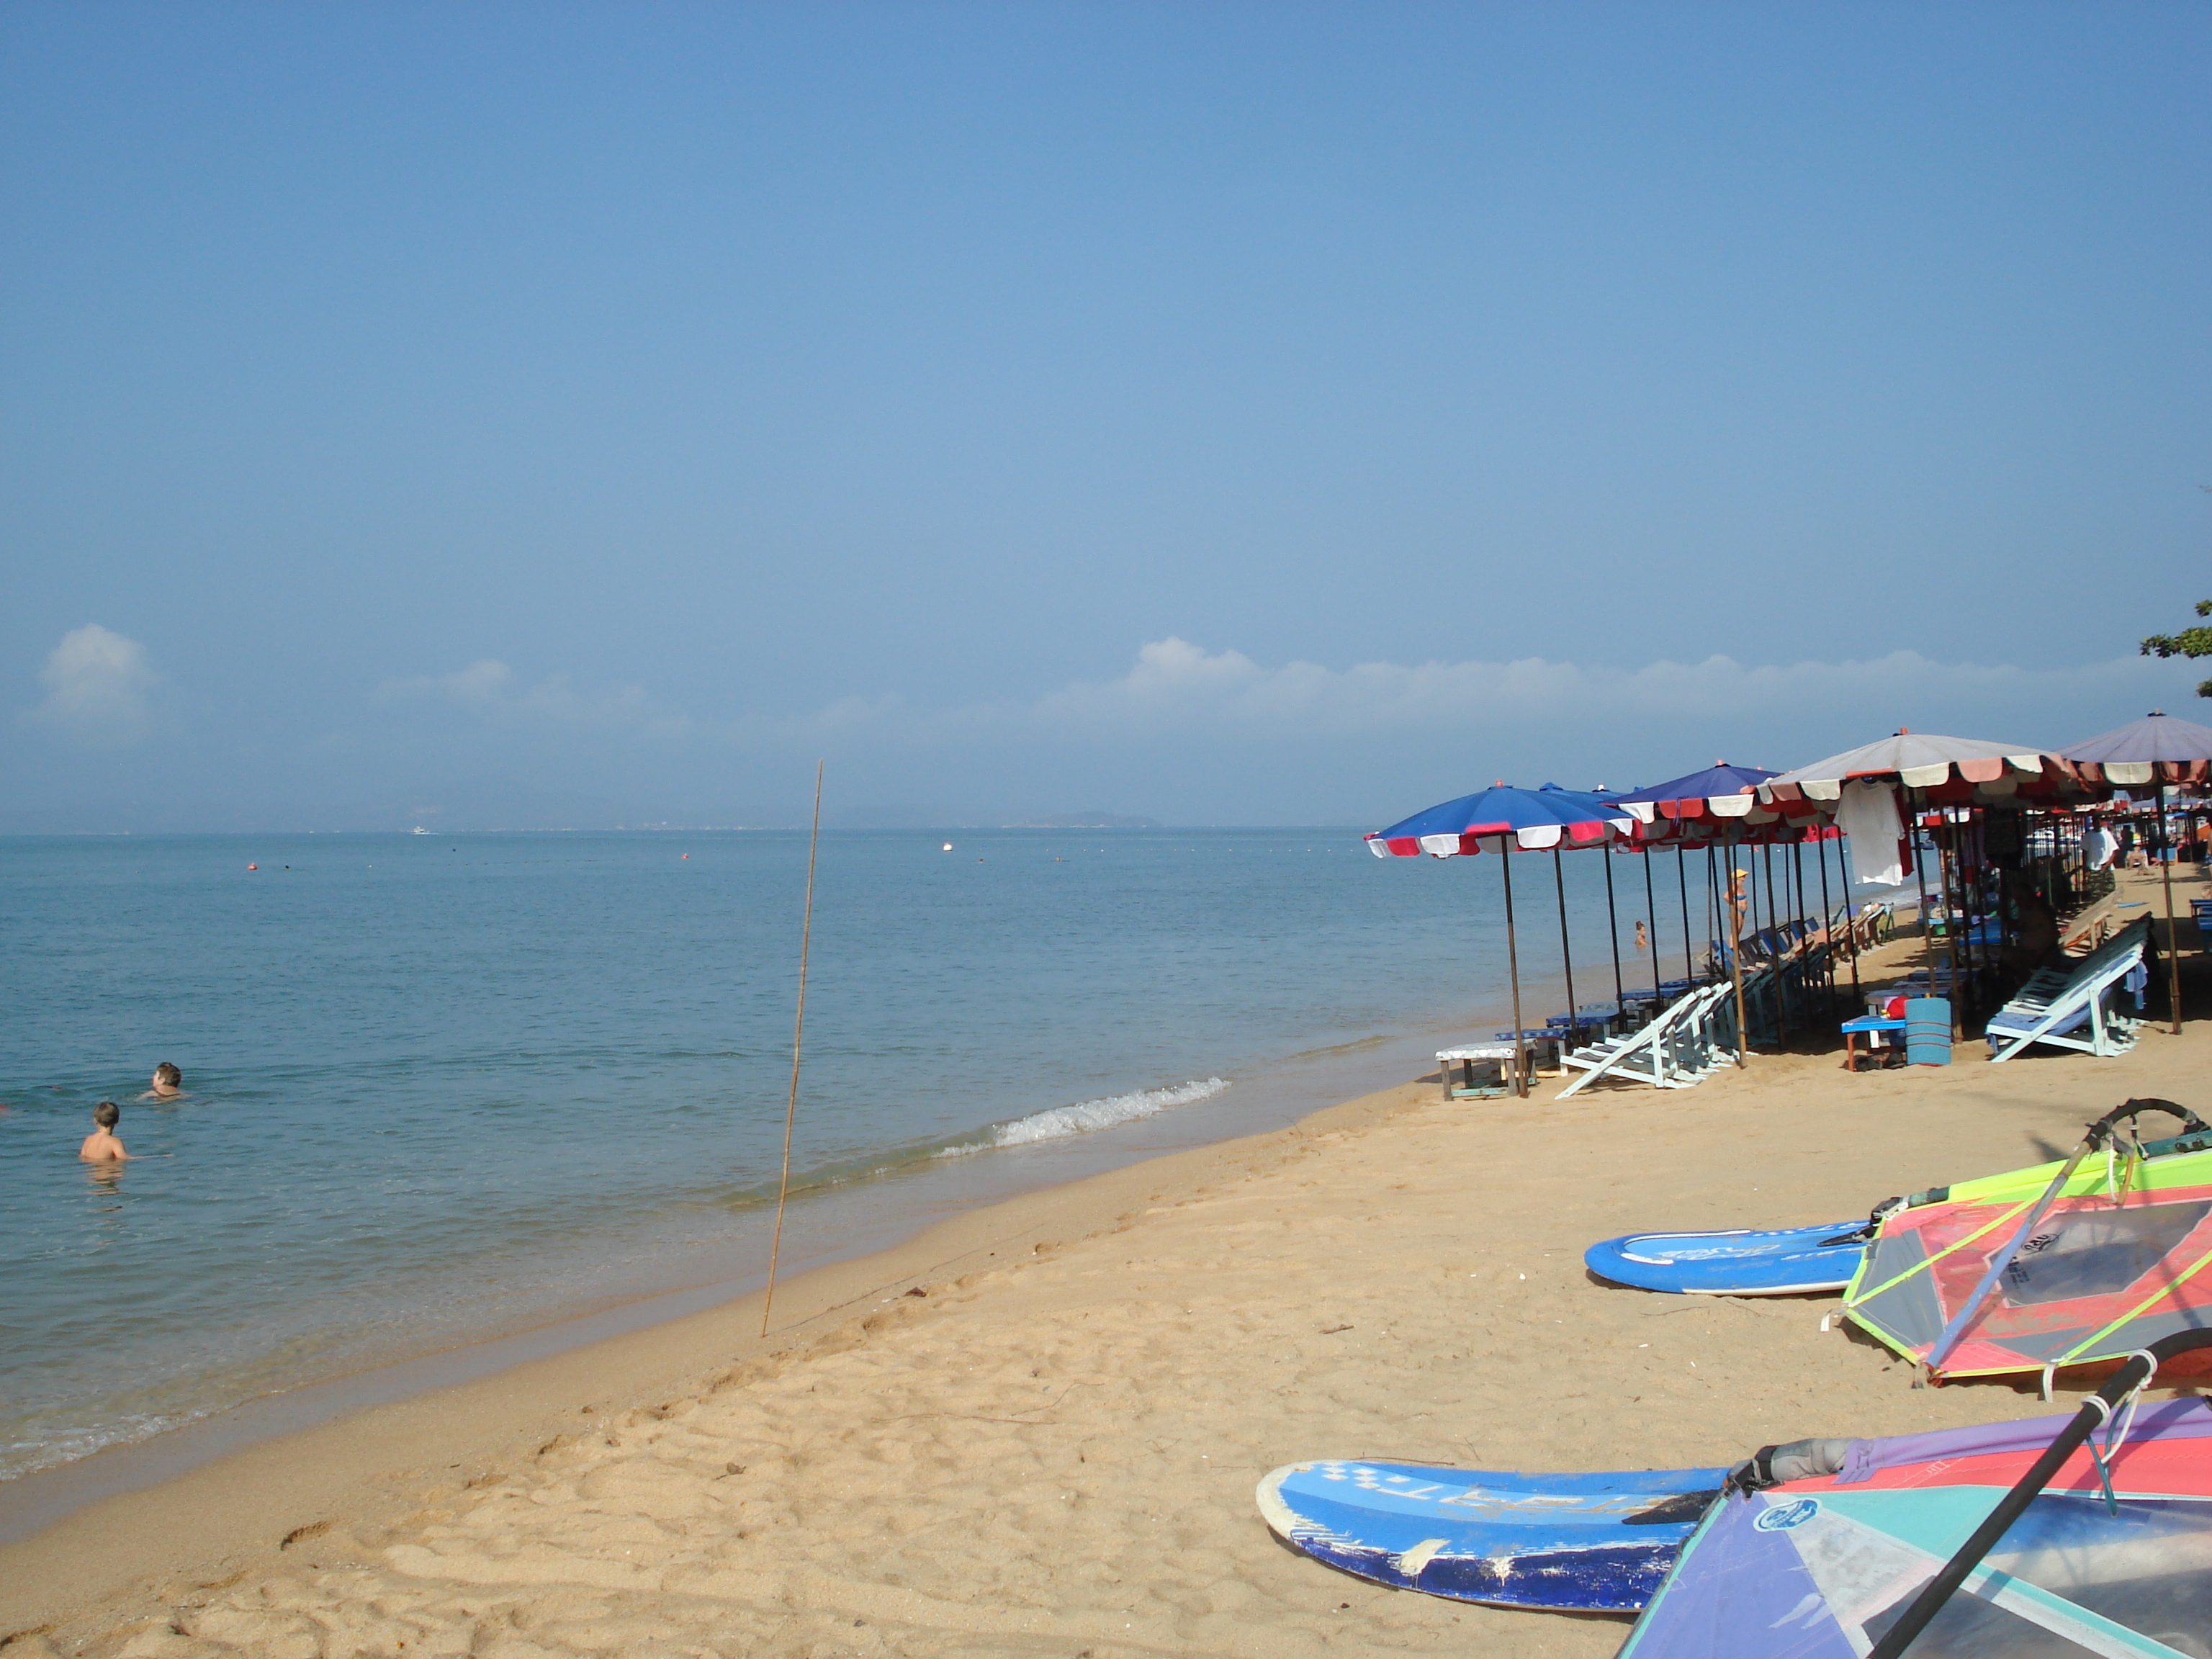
[941,1077,1231,1155]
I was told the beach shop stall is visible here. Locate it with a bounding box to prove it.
[1365,783,1635,1097]
[2062,709,2212,1036]
[1758,732,2085,1040]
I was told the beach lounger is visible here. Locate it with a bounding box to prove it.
[1555,982,1734,1097]
[2059,895,2118,955]
[1983,917,2152,1062]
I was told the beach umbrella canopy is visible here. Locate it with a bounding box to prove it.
[1611,763,1778,814]
[1758,731,2077,809]
[1364,782,1634,858]
[2060,709,2212,786]
[1609,762,1830,845]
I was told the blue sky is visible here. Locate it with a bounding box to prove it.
[5,2,2207,829]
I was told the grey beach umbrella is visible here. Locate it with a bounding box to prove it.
[2061,711,2212,1034]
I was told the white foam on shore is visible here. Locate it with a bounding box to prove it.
[945,1077,1231,1154]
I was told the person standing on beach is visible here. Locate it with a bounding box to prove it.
[143,1062,183,1100]
[1726,868,1750,940]
[80,1102,129,1161]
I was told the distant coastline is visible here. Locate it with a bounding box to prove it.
[998,811,1161,830]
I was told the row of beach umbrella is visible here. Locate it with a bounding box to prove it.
[1368,711,2212,1095]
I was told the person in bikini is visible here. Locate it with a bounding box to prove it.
[80,1101,129,1161]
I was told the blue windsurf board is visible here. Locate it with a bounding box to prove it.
[1582,1221,1864,1295]
[1256,1457,1726,1612]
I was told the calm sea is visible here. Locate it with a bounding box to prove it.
[0,827,1740,1490]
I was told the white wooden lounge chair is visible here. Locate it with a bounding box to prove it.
[1984,918,2152,1062]
[1555,982,1734,1097]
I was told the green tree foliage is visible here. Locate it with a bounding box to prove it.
[2141,599,2212,698]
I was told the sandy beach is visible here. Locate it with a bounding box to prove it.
[5,867,2207,1659]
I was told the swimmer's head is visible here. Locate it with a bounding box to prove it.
[151,1062,181,1093]
[94,1101,120,1129]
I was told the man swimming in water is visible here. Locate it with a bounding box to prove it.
[143,1062,183,1100]
[80,1101,129,1161]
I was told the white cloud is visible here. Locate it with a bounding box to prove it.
[25,624,161,743]
[719,638,2195,822]
[357,638,2191,820]
[760,637,2190,769]
[1020,639,2185,745]
[376,659,688,737]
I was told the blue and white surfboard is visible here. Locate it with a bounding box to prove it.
[1583,1222,1866,1295]
[1256,1458,1727,1612]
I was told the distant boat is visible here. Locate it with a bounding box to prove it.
[413,826,428,835]
[942,842,953,851]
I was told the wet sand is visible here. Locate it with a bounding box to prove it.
[4,864,2206,1659]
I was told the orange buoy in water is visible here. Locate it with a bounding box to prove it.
[681,853,689,859]
[247,863,258,871]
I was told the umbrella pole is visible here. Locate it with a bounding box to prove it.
[1676,845,1694,989]
[1499,838,1528,1098]
[1794,835,1818,1010]
[1838,824,1861,1006]
[1642,842,1661,1000]
[1763,840,1788,1042]
[1941,816,1962,1038]
[1959,817,1978,1009]
[1602,844,1624,1010]
[1792,835,1806,935]
[1552,847,1578,1047]
[1971,817,1989,1009]
[1814,830,1835,1014]
[1705,843,1720,977]
[1725,826,1749,1064]
[1701,843,1713,971]
[1910,791,1933,992]
[2162,783,2183,1035]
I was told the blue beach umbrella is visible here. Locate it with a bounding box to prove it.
[1610,763,1781,837]
[1365,781,1632,859]
[1366,783,1634,1096]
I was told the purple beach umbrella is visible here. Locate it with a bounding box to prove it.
[2060,711,2212,1034]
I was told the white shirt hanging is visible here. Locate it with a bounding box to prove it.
[1835,779,1905,888]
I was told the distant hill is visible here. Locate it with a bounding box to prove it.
[1001,811,1161,830]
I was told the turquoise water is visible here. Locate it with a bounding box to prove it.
[0,828,1734,1484]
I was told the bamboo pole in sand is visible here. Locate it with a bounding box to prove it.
[760,760,825,1338]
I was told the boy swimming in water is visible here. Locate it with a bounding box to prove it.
[80,1101,129,1161]
[144,1062,183,1100]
